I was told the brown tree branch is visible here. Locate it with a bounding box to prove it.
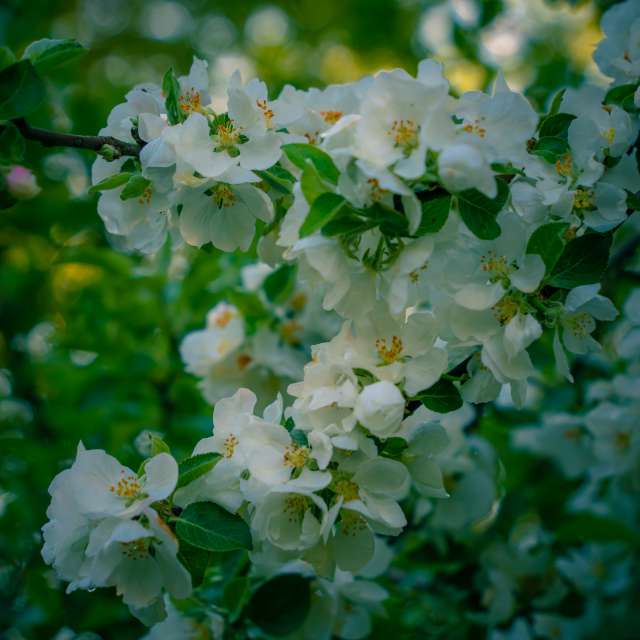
[12,118,141,158]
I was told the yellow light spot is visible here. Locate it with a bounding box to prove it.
[223,434,239,458]
[283,445,309,468]
[375,335,403,364]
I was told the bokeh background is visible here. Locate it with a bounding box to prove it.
[0,0,628,638]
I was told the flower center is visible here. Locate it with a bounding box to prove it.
[320,110,343,125]
[120,537,150,560]
[480,250,513,281]
[179,90,202,114]
[389,119,419,155]
[492,296,519,326]
[341,510,367,536]
[573,187,595,209]
[137,186,153,205]
[375,335,403,364]
[367,178,387,202]
[283,494,309,522]
[555,153,573,176]
[334,478,360,502]
[236,353,252,370]
[281,319,303,344]
[223,434,239,458]
[212,308,236,327]
[211,184,236,208]
[283,445,309,468]
[216,121,240,147]
[256,99,274,127]
[110,471,142,499]
[566,311,592,338]
[462,121,486,138]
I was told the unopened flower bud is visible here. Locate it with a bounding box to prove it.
[5,165,41,200]
[354,380,405,437]
[99,144,121,161]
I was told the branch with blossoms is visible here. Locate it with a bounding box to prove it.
[3,3,640,638]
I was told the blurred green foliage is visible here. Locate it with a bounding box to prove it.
[0,0,633,638]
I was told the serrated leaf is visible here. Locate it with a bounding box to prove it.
[162,68,182,125]
[415,195,451,235]
[177,452,220,489]
[88,172,132,194]
[120,174,151,201]
[299,192,345,238]
[0,60,45,120]
[548,233,612,289]
[248,574,311,636]
[415,378,463,413]
[175,501,252,552]
[457,180,507,240]
[22,38,86,74]
[526,222,569,273]
[263,263,297,304]
[282,143,339,184]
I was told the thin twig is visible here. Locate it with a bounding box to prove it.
[12,118,141,158]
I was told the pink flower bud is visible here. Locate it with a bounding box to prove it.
[5,165,41,200]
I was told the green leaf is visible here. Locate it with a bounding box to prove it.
[457,180,508,240]
[299,192,345,238]
[0,123,25,163]
[256,164,295,194]
[548,233,612,289]
[263,263,297,304]
[88,172,132,194]
[248,574,311,636]
[0,60,45,120]
[177,452,220,489]
[321,212,377,237]
[415,378,463,413]
[556,513,640,546]
[282,143,339,184]
[538,113,576,139]
[175,501,252,552]
[149,434,171,456]
[120,174,151,201]
[162,68,182,125]
[360,203,409,237]
[0,47,16,72]
[22,38,86,74]
[531,136,569,164]
[224,576,251,622]
[415,195,451,235]
[547,88,566,117]
[526,222,569,273]
[178,540,212,587]
[300,161,330,204]
[381,437,409,459]
[604,83,639,112]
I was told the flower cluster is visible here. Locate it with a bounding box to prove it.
[41,1,640,636]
